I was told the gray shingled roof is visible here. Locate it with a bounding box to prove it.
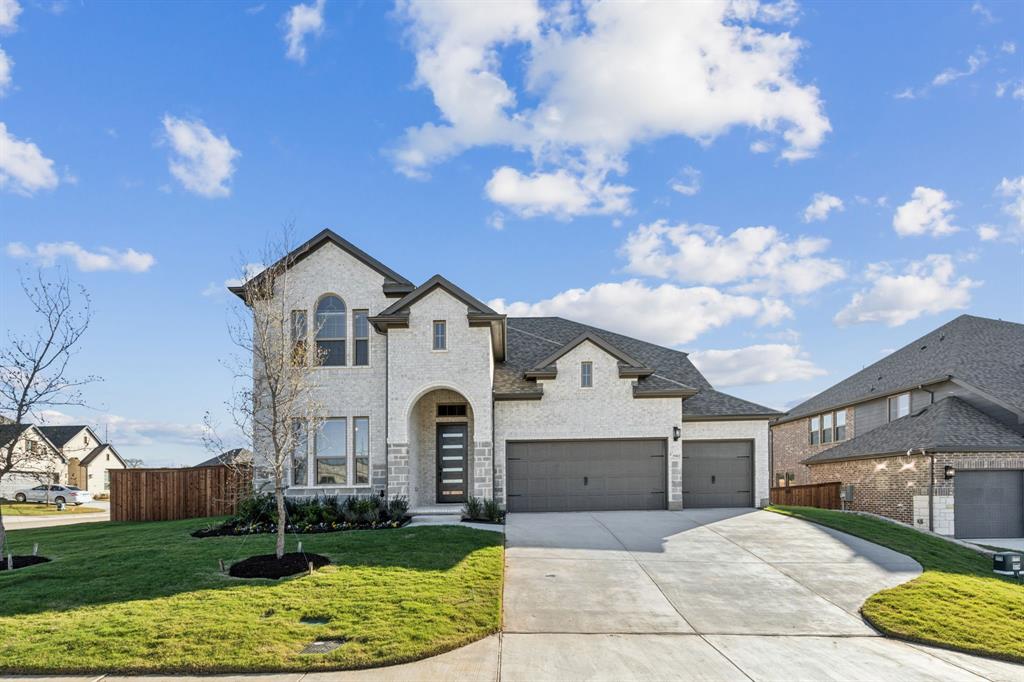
[0,423,31,448]
[498,317,778,416]
[803,396,1024,464]
[195,448,253,468]
[37,425,88,448]
[782,315,1024,424]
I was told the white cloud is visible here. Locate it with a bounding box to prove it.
[802,192,844,222]
[1002,41,1016,54]
[0,121,59,195]
[620,220,845,296]
[394,1,830,218]
[6,241,156,272]
[39,409,206,448]
[976,224,1000,241]
[485,166,631,218]
[284,0,325,63]
[996,176,1024,233]
[202,262,265,297]
[834,254,979,327]
[0,0,21,32]
[669,166,701,196]
[932,49,987,87]
[757,298,795,326]
[0,46,12,96]
[892,186,959,237]
[970,1,995,23]
[894,88,916,100]
[489,279,783,347]
[749,140,773,153]
[690,344,825,387]
[994,80,1024,98]
[160,115,240,198]
[486,211,505,231]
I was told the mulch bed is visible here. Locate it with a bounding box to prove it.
[461,517,506,526]
[228,552,331,579]
[0,555,51,570]
[192,517,410,538]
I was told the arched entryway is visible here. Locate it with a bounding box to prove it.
[407,388,476,511]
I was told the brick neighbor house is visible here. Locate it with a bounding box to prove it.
[770,314,1024,539]
[232,229,780,514]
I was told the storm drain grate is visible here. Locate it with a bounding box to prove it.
[301,639,347,654]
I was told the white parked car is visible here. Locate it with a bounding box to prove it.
[13,484,93,506]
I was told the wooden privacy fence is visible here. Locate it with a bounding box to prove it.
[110,465,252,521]
[769,481,842,509]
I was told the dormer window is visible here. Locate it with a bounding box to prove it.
[581,361,593,388]
[888,393,911,421]
[433,320,447,351]
[315,295,347,366]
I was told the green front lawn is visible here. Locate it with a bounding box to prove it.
[0,518,504,673]
[1,502,105,516]
[769,506,1024,663]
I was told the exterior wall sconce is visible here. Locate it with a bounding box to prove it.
[944,465,956,480]
[672,426,681,441]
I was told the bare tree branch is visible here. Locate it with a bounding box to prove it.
[0,269,100,554]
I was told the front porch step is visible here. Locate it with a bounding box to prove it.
[409,504,464,515]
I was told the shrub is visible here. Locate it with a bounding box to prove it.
[483,498,503,523]
[235,493,277,525]
[355,497,379,524]
[463,496,483,520]
[387,496,409,521]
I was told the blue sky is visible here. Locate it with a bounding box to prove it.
[1,0,1022,466]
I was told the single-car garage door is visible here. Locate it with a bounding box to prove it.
[681,440,753,508]
[506,439,666,512]
[954,470,1024,538]
[0,472,47,501]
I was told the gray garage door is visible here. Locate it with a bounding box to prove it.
[681,441,753,508]
[506,439,667,512]
[954,470,1024,538]
[0,472,47,500]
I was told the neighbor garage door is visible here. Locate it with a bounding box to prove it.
[0,472,46,501]
[954,470,1024,538]
[506,439,666,512]
[681,441,753,508]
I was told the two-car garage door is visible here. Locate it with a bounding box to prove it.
[506,440,666,512]
[505,439,754,512]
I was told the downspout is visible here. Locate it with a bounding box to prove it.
[384,331,389,498]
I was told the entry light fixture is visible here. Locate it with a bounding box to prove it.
[672,426,681,441]
[944,465,956,480]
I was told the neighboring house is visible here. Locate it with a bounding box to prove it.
[232,229,778,514]
[0,423,67,499]
[771,315,1024,539]
[36,425,127,496]
[194,448,253,468]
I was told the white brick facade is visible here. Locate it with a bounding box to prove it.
[494,341,682,507]
[247,234,773,512]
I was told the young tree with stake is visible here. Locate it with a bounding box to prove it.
[218,230,325,560]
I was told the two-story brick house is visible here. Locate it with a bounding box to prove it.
[233,229,779,513]
[771,315,1024,539]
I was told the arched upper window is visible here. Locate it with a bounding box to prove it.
[315,295,346,366]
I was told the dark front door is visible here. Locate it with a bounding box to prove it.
[436,423,469,503]
[681,441,754,508]
[506,439,667,512]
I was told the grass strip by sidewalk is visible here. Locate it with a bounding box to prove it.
[768,505,1024,663]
